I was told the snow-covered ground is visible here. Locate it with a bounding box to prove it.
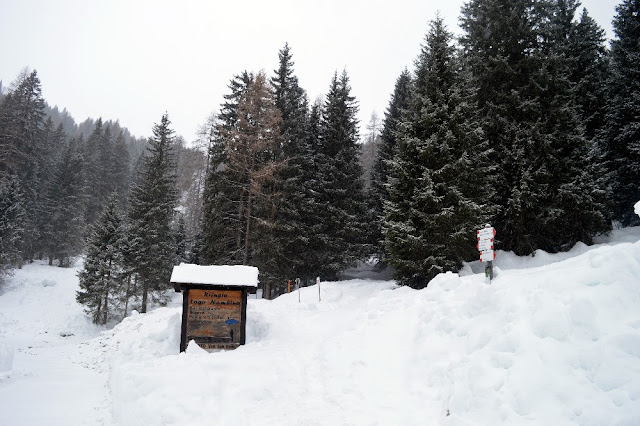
[1,229,640,425]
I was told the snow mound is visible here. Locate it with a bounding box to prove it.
[2,233,640,425]
[0,261,101,347]
[100,239,640,425]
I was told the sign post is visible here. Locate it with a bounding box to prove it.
[477,224,496,283]
[170,264,258,352]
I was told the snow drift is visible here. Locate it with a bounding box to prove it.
[106,234,640,425]
[1,231,639,425]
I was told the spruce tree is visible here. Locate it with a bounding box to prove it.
[43,136,86,266]
[111,130,131,208]
[127,113,178,313]
[0,70,46,181]
[300,99,329,281]
[77,194,126,324]
[460,0,546,255]
[217,71,283,267]
[460,0,609,254]
[569,7,610,140]
[601,0,640,225]
[259,44,315,292]
[535,0,611,247]
[313,70,368,279]
[367,69,412,263]
[83,119,105,227]
[201,72,254,265]
[174,212,188,265]
[384,16,493,288]
[0,177,26,281]
[0,70,47,260]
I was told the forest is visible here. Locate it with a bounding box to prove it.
[0,0,638,324]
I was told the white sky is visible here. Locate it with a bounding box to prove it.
[0,0,620,141]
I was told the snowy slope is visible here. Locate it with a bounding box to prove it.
[0,262,110,425]
[1,231,640,425]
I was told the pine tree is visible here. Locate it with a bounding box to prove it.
[460,0,546,255]
[299,99,329,282]
[0,69,46,181]
[460,0,609,254]
[601,0,640,225]
[36,120,68,259]
[312,70,368,279]
[0,177,26,281]
[201,70,283,281]
[83,118,105,227]
[127,113,178,313]
[43,136,86,266]
[384,16,493,288]
[367,69,412,263]
[534,0,611,247]
[174,212,189,265]
[201,72,254,265]
[111,130,131,208]
[0,69,47,260]
[569,7,609,141]
[217,71,283,267]
[259,44,315,293]
[77,194,126,324]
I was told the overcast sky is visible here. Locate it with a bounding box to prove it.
[0,0,621,142]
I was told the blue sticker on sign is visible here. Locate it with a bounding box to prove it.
[225,318,239,325]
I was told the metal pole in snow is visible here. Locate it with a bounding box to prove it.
[317,276,321,302]
[296,278,301,303]
[485,260,494,283]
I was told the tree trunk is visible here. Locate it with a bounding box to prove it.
[95,298,102,324]
[263,281,271,300]
[104,258,112,324]
[141,280,148,313]
[236,190,245,263]
[123,274,131,320]
[103,288,109,324]
[243,187,253,265]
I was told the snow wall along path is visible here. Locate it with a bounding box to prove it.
[98,238,640,425]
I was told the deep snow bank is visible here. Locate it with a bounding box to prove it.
[101,239,640,425]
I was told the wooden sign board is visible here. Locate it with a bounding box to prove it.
[179,286,248,352]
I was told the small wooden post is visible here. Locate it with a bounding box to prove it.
[287,279,291,293]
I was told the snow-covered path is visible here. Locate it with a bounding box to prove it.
[0,262,111,425]
[2,343,110,425]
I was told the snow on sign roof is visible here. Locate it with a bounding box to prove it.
[170,264,259,287]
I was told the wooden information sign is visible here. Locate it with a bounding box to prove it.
[185,288,244,351]
[170,264,258,353]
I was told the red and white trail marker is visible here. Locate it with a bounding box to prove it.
[477,224,496,282]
